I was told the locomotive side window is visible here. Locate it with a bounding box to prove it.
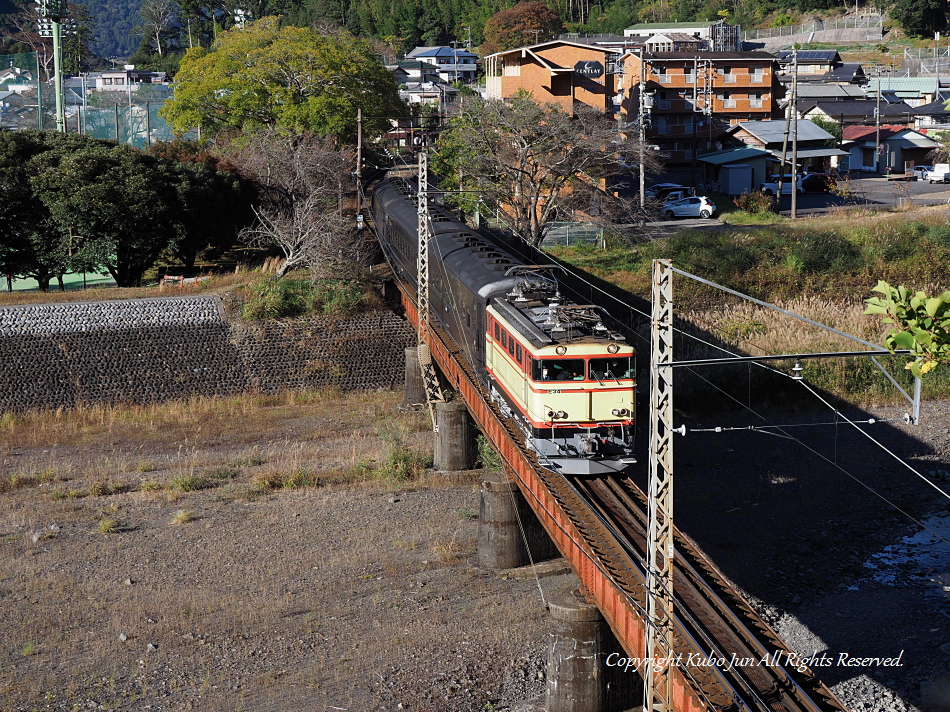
[494,323,500,341]
[534,359,586,381]
[516,344,522,362]
[589,357,635,381]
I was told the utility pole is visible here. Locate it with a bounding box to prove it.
[416,151,446,431]
[35,0,68,133]
[791,48,798,219]
[356,108,363,215]
[874,66,883,174]
[936,32,941,102]
[639,47,648,210]
[645,258,675,712]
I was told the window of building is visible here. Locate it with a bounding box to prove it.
[103,78,113,85]
[114,77,124,85]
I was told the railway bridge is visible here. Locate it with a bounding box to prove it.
[367,178,848,712]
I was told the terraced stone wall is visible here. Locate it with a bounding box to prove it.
[0,296,415,413]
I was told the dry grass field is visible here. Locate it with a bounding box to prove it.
[0,390,567,711]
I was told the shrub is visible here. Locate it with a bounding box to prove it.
[169,509,195,525]
[477,435,504,470]
[926,225,950,249]
[170,474,210,492]
[240,278,368,321]
[733,191,774,215]
[98,518,119,534]
[281,468,319,489]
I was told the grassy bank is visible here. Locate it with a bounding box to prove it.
[558,208,950,303]
[550,208,950,404]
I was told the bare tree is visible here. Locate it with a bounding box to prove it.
[242,191,366,278]
[225,130,363,278]
[139,0,178,57]
[433,94,661,246]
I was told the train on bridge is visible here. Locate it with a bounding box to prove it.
[372,173,637,475]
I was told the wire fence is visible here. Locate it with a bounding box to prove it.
[1,51,187,146]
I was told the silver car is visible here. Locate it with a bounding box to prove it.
[663,196,717,219]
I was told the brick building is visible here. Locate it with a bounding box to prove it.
[484,40,621,115]
[620,51,783,164]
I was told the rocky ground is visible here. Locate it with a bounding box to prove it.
[1,388,948,711]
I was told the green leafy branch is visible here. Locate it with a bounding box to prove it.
[863,280,950,377]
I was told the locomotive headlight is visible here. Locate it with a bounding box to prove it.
[607,343,620,354]
[555,345,567,355]
[611,408,630,417]
[557,410,567,419]
[547,410,567,419]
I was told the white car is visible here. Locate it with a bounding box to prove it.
[925,164,950,183]
[760,175,803,195]
[663,196,718,219]
[645,182,686,198]
[912,165,933,181]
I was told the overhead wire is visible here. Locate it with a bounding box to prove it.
[683,364,950,546]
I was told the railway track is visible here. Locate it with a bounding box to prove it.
[570,475,848,712]
[366,201,848,712]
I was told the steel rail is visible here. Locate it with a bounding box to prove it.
[588,477,847,712]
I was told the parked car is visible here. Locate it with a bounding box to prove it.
[663,196,718,219]
[759,175,803,195]
[799,173,836,193]
[912,165,933,181]
[925,164,950,183]
[645,182,686,199]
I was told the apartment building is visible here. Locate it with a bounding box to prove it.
[620,50,783,164]
[484,40,620,114]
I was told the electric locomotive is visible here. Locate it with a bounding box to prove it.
[372,174,636,475]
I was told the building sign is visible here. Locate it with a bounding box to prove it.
[573,60,604,78]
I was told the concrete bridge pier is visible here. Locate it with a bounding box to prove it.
[433,400,477,470]
[547,588,643,712]
[403,347,425,406]
[477,472,557,569]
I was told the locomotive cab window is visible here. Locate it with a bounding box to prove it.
[534,359,586,381]
[589,357,635,381]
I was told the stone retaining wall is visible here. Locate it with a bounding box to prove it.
[0,296,415,413]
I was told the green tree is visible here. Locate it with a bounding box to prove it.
[864,280,950,377]
[890,0,948,37]
[433,93,656,246]
[481,1,563,54]
[809,115,842,147]
[160,16,404,141]
[0,131,110,291]
[30,145,182,287]
[149,140,258,268]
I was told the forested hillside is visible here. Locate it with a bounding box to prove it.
[0,0,941,67]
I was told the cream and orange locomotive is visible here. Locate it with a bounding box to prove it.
[372,174,636,475]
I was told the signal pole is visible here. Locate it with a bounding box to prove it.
[416,151,446,431]
[645,258,675,712]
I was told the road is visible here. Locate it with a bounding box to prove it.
[647,176,950,230]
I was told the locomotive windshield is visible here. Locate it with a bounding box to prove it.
[534,359,586,381]
[589,357,634,381]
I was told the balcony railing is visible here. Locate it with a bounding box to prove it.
[723,74,737,83]
[657,74,672,82]
[723,100,737,108]
[749,99,764,108]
